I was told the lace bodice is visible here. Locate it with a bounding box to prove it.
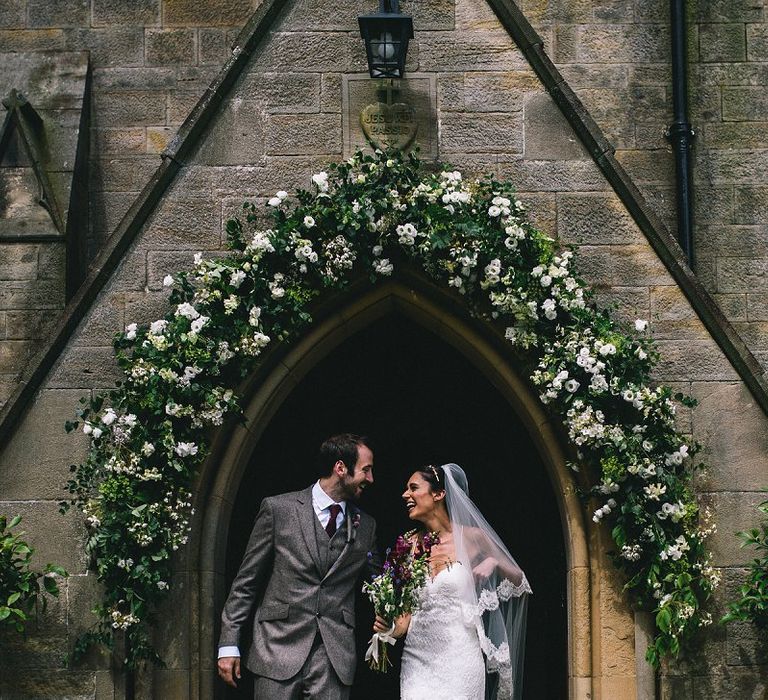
[400,563,485,700]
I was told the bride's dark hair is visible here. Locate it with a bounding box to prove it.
[417,464,445,493]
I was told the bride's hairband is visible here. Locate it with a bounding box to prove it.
[429,465,440,483]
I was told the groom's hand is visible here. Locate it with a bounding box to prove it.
[217,656,241,688]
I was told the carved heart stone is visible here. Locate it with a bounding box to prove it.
[360,101,418,152]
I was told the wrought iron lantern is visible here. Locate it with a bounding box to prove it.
[358,0,414,79]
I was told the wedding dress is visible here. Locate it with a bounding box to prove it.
[401,563,485,700]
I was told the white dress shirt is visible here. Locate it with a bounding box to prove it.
[218,482,347,659]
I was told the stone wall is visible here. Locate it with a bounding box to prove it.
[1,0,768,698]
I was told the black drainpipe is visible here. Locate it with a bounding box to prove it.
[667,0,696,268]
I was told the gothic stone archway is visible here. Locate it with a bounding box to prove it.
[178,276,617,700]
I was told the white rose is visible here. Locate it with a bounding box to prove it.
[83,422,93,434]
[125,323,138,340]
[635,319,648,331]
[488,205,502,217]
[175,302,200,320]
[174,442,198,457]
[101,409,117,426]
[150,319,168,335]
[268,196,282,207]
[312,171,329,191]
[304,215,316,228]
[92,427,103,439]
[163,275,174,287]
[276,190,288,199]
[564,379,580,393]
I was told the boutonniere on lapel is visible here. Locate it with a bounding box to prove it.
[346,507,361,544]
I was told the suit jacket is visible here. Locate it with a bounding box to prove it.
[218,486,378,685]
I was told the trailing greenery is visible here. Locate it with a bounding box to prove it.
[63,148,717,668]
[722,498,768,628]
[0,515,67,633]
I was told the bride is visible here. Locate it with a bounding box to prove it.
[373,463,531,700]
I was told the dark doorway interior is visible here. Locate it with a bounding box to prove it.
[223,313,568,699]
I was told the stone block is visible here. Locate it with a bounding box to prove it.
[629,62,671,85]
[0,339,34,369]
[524,93,587,160]
[265,113,341,156]
[90,157,158,193]
[419,32,525,72]
[93,0,160,26]
[557,194,645,246]
[94,91,167,127]
[0,29,65,52]
[691,381,768,491]
[234,72,321,113]
[95,127,147,155]
[195,101,265,166]
[735,187,768,225]
[515,192,557,233]
[123,290,173,327]
[698,150,768,185]
[6,310,57,340]
[145,28,196,66]
[0,244,38,281]
[91,191,141,240]
[258,32,362,73]
[712,293,747,321]
[321,73,342,114]
[37,243,65,280]
[615,149,674,183]
[497,157,608,192]
[76,295,125,346]
[692,668,768,698]
[653,339,738,381]
[0,0,25,28]
[27,0,89,27]
[747,292,768,321]
[747,23,768,62]
[0,388,89,499]
[690,85,723,123]
[48,345,121,389]
[693,186,734,225]
[63,28,145,67]
[283,0,452,32]
[696,0,763,22]
[143,197,221,247]
[650,285,696,322]
[593,285,651,322]
[559,62,631,90]
[164,0,252,26]
[701,122,768,151]
[570,245,614,286]
[440,112,523,154]
[556,24,668,64]
[0,280,65,311]
[199,27,230,65]
[93,66,177,92]
[442,71,540,113]
[456,0,504,31]
[723,87,768,122]
[718,257,768,293]
[0,671,97,698]
[699,23,747,63]
[167,91,201,125]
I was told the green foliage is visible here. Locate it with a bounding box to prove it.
[0,515,67,633]
[723,498,768,628]
[63,148,716,669]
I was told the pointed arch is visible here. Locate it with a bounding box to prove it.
[188,277,597,699]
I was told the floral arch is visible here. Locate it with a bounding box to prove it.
[64,149,718,671]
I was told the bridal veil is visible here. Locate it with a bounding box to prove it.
[441,463,532,700]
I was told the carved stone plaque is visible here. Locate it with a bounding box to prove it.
[360,101,418,151]
[342,74,437,159]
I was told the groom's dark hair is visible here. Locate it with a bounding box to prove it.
[319,433,370,476]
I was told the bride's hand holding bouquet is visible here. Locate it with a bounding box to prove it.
[363,530,439,672]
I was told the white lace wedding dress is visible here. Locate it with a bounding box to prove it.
[401,563,485,700]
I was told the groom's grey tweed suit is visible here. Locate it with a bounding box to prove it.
[219,485,378,689]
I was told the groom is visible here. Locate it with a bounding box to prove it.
[217,433,379,699]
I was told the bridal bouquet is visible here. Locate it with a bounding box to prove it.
[363,530,439,672]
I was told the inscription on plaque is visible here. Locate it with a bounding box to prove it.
[342,74,437,159]
[360,101,417,151]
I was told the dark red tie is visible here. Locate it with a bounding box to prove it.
[325,504,342,537]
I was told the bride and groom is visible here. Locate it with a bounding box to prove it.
[217,433,531,699]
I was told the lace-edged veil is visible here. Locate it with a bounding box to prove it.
[441,463,531,700]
